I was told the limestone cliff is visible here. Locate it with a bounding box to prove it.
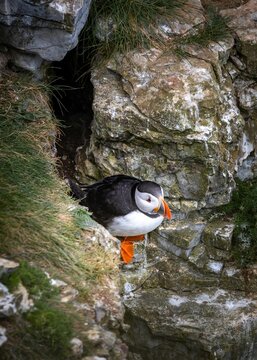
[1,0,257,359]
[74,1,257,358]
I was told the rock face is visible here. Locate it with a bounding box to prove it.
[122,237,257,360]
[125,288,257,360]
[76,28,243,216]
[75,1,257,358]
[0,235,126,359]
[0,0,92,71]
[222,0,257,181]
[221,0,257,76]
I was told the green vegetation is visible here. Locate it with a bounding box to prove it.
[76,0,186,75]
[174,6,231,57]
[1,261,58,300]
[0,67,119,360]
[73,2,231,78]
[222,179,257,267]
[26,304,73,356]
[2,261,73,358]
[0,71,118,289]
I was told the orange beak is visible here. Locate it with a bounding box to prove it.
[162,197,172,220]
[154,197,172,220]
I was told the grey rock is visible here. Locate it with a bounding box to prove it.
[72,2,257,358]
[0,283,17,317]
[14,283,34,313]
[222,0,257,76]
[60,285,78,303]
[76,28,243,214]
[220,266,245,292]
[101,330,116,350]
[50,278,67,288]
[85,325,102,345]
[9,49,44,74]
[202,220,234,261]
[124,288,257,360]
[235,78,257,111]
[205,260,223,275]
[152,221,205,259]
[70,337,83,357]
[0,258,19,278]
[0,0,92,66]
[95,302,107,324]
[188,243,209,269]
[0,325,7,347]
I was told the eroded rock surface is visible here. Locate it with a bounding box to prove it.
[77,44,243,210]
[222,0,257,76]
[124,287,257,360]
[75,1,257,358]
[0,0,92,71]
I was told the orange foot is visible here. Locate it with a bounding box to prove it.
[120,235,145,264]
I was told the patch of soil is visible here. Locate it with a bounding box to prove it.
[202,0,249,10]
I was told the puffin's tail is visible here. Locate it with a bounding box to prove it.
[67,179,87,200]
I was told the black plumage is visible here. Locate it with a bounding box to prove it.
[69,174,172,263]
[69,175,142,227]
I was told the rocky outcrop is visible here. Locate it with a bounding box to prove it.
[0,0,92,72]
[76,1,244,214]
[74,1,257,358]
[222,0,257,76]
[77,41,243,208]
[124,287,257,360]
[0,221,127,359]
[222,0,257,181]
[121,236,257,359]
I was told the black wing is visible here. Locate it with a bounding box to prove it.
[69,175,142,227]
[80,174,141,191]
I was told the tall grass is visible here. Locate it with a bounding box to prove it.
[0,71,118,288]
[77,0,186,75]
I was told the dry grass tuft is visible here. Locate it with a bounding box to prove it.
[0,71,119,292]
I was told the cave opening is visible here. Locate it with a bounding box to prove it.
[51,47,94,180]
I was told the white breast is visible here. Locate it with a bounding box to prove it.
[107,210,164,237]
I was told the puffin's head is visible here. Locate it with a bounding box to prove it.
[135,181,172,219]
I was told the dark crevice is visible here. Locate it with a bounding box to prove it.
[50,49,94,179]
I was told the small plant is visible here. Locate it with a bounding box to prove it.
[222,179,257,267]
[2,261,74,359]
[26,304,73,356]
[1,261,58,301]
[174,6,231,57]
[77,0,186,75]
[72,207,94,230]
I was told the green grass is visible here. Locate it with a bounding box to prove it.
[1,261,74,359]
[0,71,118,288]
[76,0,186,76]
[0,71,119,359]
[0,74,77,272]
[222,179,257,267]
[26,304,73,356]
[74,2,230,79]
[174,6,231,56]
[1,260,58,300]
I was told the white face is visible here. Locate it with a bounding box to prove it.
[135,188,160,213]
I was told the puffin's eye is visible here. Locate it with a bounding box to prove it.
[147,197,151,202]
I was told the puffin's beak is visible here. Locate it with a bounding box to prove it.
[154,197,172,220]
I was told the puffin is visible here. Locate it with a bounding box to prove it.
[69,175,172,263]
